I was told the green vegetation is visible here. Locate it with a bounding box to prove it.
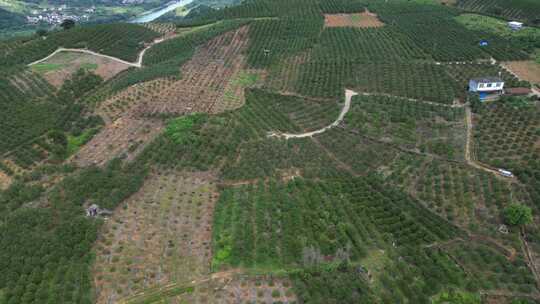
[473,97,539,211]
[432,290,481,303]
[144,19,248,66]
[66,128,100,156]
[0,159,147,304]
[503,204,533,226]
[0,0,539,303]
[0,23,159,67]
[165,114,206,144]
[79,63,98,70]
[0,69,103,170]
[346,94,465,160]
[31,63,63,73]
[456,13,540,53]
[456,0,540,24]
[212,177,459,270]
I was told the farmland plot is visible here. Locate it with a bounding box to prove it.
[31,51,131,88]
[502,61,540,85]
[473,98,540,213]
[474,99,539,170]
[447,242,537,293]
[101,26,254,120]
[346,94,466,160]
[93,170,218,303]
[384,153,524,229]
[324,11,384,28]
[71,117,163,167]
[121,273,296,303]
[174,275,297,304]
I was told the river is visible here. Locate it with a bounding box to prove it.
[131,0,195,23]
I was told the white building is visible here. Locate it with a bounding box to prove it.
[469,77,504,100]
[508,21,523,30]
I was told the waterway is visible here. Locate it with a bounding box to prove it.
[131,0,194,23]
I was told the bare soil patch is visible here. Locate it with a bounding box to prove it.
[100,26,255,122]
[171,274,297,303]
[93,170,219,304]
[503,61,540,85]
[324,11,384,28]
[71,117,162,167]
[0,170,11,190]
[35,51,131,87]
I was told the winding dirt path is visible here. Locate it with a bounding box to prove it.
[464,106,515,179]
[268,89,357,139]
[28,36,170,68]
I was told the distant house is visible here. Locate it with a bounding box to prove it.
[508,21,523,30]
[469,77,504,100]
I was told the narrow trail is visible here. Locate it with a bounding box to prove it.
[520,228,540,290]
[28,35,171,68]
[464,106,514,179]
[359,91,465,108]
[118,269,241,304]
[268,89,357,139]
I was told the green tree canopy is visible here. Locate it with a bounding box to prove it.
[503,204,533,226]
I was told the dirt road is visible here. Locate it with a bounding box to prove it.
[28,35,171,68]
[268,89,358,139]
[464,106,510,178]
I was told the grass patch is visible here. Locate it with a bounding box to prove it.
[455,13,540,53]
[223,71,259,102]
[432,290,481,303]
[456,13,540,37]
[165,114,206,144]
[80,63,98,70]
[31,63,63,73]
[67,128,100,155]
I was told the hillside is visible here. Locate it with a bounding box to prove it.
[0,0,539,303]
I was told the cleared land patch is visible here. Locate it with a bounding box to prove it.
[503,61,540,85]
[71,117,162,167]
[324,12,384,28]
[93,170,218,303]
[32,51,131,87]
[100,26,254,121]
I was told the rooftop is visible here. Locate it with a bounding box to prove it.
[471,77,503,83]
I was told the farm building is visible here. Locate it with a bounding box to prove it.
[508,21,523,30]
[505,87,531,96]
[469,77,504,100]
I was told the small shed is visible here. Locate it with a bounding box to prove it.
[508,21,523,30]
[86,204,100,217]
[86,204,112,217]
[505,87,531,96]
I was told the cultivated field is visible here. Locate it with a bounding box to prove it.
[31,51,131,87]
[71,117,163,167]
[93,170,218,303]
[503,61,540,85]
[324,11,384,28]
[100,26,257,121]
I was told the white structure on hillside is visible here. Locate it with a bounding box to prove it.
[469,77,504,100]
[508,21,523,30]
